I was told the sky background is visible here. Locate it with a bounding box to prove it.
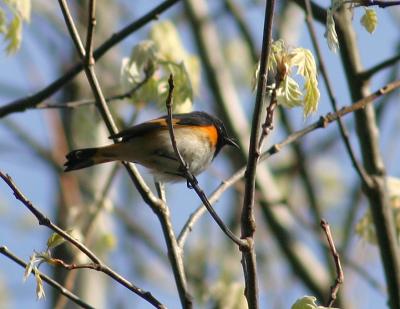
[1,1,400,308]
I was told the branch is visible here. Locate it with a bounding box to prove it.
[37,72,153,109]
[240,0,276,307]
[303,0,372,188]
[165,74,246,248]
[0,246,95,309]
[358,0,400,8]
[0,172,166,309]
[177,80,400,248]
[0,0,181,118]
[335,10,400,308]
[58,2,193,308]
[320,220,344,308]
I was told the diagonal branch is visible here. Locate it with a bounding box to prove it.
[0,172,166,309]
[165,75,245,248]
[0,246,95,309]
[0,0,181,118]
[58,1,191,308]
[177,79,400,248]
[240,0,276,307]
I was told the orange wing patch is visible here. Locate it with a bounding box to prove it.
[148,118,179,127]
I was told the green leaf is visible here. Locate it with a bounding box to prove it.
[360,8,378,34]
[290,48,320,116]
[121,20,200,112]
[276,76,303,108]
[5,15,22,54]
[47,232,66,249]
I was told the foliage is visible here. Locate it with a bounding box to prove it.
[255,39,320,117]
[0,0,31,54]
[121,20,200,113]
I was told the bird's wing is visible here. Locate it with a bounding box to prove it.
[109,112,214,141]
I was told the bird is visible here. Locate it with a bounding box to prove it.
[64,111,239,182]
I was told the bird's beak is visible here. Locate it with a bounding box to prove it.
[225,137,240,149]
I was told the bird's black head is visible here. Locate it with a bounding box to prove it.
[193,112,239,157]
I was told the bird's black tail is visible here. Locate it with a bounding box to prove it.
[64,148,99,171]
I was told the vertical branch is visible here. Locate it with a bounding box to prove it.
[241,0,276,308]
[57,2,193,308]
[335,9,400,309]
[320,220,344,308]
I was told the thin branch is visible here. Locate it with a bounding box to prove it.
[0,172,166,309]
[177,80,400,247]
[240,0,276,307]
[153,176,192,309]
[358,53,400,80]
[356,0,400,8]
[57,2,190,308]
[0,0,181,118]
[303,0,372,187]
[85,0,96,66]
[164,75,246,248]
[335,10,400,308]
[320,220,344,308]
[177,169,244,248]
[0,246,95,309]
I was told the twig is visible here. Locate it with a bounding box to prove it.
[320,220,344,307]
[354,0,400,8]
[0,246,95,309]
[177,79,400,247]
[240,0,276,307]
[57,2,190,308]
[164,75,246,248]
[0,0,181,118]
[177,170,244,248]
[335,10,400,308]
[304,0,372,188]
[0,172,166,309]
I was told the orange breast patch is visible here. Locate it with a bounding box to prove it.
[195,125,218,147]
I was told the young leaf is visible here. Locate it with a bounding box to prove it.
[276,76,303,108]
[325,9,339,53]
[360,8,378,34]
[34,268,45,300]
[5,15,22,54]
[291,295,338,309]
[290,48,320,116]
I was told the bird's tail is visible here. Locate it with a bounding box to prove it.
[64,146,115,171]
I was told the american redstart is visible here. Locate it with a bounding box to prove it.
[64,111,239,182]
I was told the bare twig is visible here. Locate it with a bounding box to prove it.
[320,220,344,307]
[0,246,95,309]
[177,80,400,247]
[353,0,400,8]
[164,75,246,248]
[335,10,400,308]
[0,0,181,118]
[57,2,191,308]
[0,172,166,309]
[240,0,276,307]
